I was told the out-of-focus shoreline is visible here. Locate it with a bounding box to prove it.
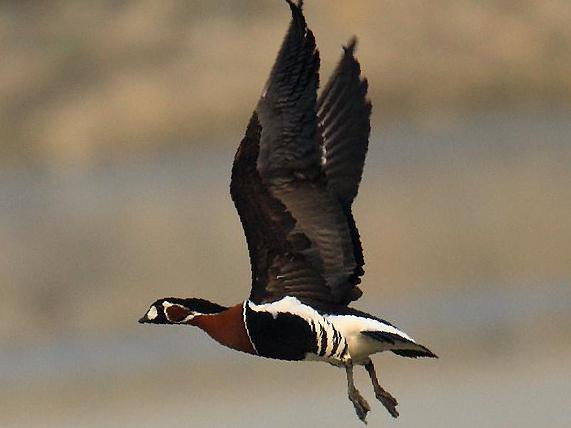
[1,0,570,166]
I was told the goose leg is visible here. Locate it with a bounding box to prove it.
[345,361,370,423]
[364,359,399,418]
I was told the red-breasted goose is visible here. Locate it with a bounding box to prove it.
[139,1,436,422]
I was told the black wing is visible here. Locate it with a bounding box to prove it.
[230,1,366,307]
[318,37,372,206]
[317,37,372,286]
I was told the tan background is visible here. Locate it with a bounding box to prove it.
[1,1,570,427]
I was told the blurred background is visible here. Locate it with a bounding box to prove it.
[1,1,570,426]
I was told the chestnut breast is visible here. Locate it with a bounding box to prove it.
[191,303,256,355]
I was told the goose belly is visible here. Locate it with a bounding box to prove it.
[326,314,413,364]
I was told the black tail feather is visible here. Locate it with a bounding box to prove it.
[392,346,438,359]
[362,330,438,359]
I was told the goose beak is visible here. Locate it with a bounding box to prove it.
[138,315,148,324]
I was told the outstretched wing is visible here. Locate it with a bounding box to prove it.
[230,1,366,308]
[231,113,333,305]
[317,37,372,286]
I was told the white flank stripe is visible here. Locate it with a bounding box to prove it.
[248,296,320,321]
[327,315,414,342]
[247,297,348,362]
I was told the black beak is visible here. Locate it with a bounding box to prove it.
[138,316,148,324]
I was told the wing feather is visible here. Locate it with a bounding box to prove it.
[230,1,367,308]
[317,38,371,288]
[318,38,372,205]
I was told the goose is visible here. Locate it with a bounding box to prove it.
[139,1,436,422]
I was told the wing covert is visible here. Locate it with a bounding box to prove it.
[230,113,335,305]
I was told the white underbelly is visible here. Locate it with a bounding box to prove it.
[326,314,412,364]
[303,328,387,365]
[344,333,388,364]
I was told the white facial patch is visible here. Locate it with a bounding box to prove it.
[146,306,158,320]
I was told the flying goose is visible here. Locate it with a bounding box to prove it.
[139,1,436,422]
